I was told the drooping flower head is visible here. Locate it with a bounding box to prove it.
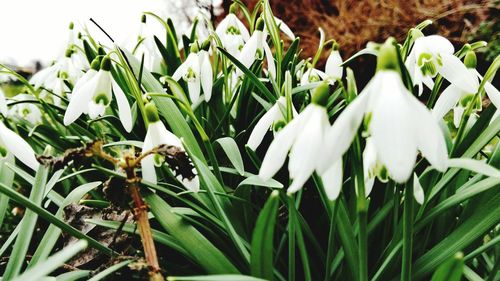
[0,121,39,171]
[63,56,133,132]
[320,39,448,186]
[259,83,343,200]
[141,102,199,192]
[215,6,250,57]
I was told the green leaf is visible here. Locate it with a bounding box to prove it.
[167,275,268,281]
[145,193,240,274]
[430,252,464,281]
[251,190,280,280]
[0,154,15,227]
[2,165,49,280]
[447,158,500,178]
[238,175,283,189]
[216,137,245,175]
[87,260,132,281]
[55,271,90,281]
[11,240,88,281]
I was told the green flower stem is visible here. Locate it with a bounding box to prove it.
[353,136,368,281]
[402,177,414,281]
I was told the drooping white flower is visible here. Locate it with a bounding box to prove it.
[258,83,343,200]
[63,57,133,132]
[215,13,250,57]
[30,50,83,89]
[300,67,327,86]
[0,122,39,171]
[141,103,199,192]
[319,42,448,184]
[325,45,343,81]
[405,35,478,96]
[135,16,164,73]
[247,96,297,151]
[237,19,276,79]
[272,17,295,40]
[172,46,213,103]
[8,94,43,126]
[433,51,500,127]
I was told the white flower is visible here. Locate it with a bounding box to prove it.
[8,94,43,126]
[433,67,499,127]
[325,47,343,81]
[405,35,478,96]
[319,69,448,184]
[237,26,276,79]
[63,57,133,132]
[0,122,39,171]
[135,19,164,73]
[300,67,327,86]
[258,84,343,200]
[30,53,83,89]
[0,88,7,116]
[247,96,297,150]
[172,49,213,103]
[215,13,250,57]
[141,104,199,192]
[272,17,295,40]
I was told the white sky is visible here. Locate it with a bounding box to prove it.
[0,0,186,67]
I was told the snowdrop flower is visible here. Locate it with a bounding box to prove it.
[9,94,43,126]
[0,88,7,116]
[272,17,295,40]
[433,51,500,127]
[319,40,448,184]
[172,43,213,103]
[141,103,199,192]
[405,35,478,96]
[237,19,276,79]
[63,57,133,132]
[0,122,39,170]
[258,83,343,200]
[30,50,83,89]
[300,67,327,86]
[135,15,164,73]
[325,44,343,81]
[247,96,297,150]
[215,10,250,57]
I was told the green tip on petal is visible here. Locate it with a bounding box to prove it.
[190,42,199,53]
[100,56,111,71]
[93,92,111,106]
[141,14,147,23]
[464,51,477,69]
[376,38,399,72]
[90,58,101,71]
[255,18,264,31]
[229,3,238,14]
[145,102,160,123]
[0,145,7,158]
[69,22,74,30]
[311,83,330,107]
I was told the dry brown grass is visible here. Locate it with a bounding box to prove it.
[235,0,494,64]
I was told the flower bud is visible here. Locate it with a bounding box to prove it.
[376,38,399,72]
[311,83,330,107]
[464,51,477,69]
[145,102,160,123]
[100,56,111,71]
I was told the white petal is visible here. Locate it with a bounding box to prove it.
[112,81,133,132]
[258,108,306,180]
[187,79,201,104]
[484,81,500,109]
[438,53,478,94]
[325,50,343,80]
[320,159,343,200]
[200,52,213,102]
[180,174,200,192]
[141,126,158,184]
[247,98,283,150]
[414,35,454,56]
[0,123,39,170]
[88,102,106,119]
[363,137,377,197]
[274,17,295,40]
[172,60,190,81]
[288,106,327,184]
[413,174,425,205]
[64,74,98,125]
[238,32,260,72]
[407,93,448,172]
[264,42,276,79]
[453,106,465,128]
[432,85,463,120]
[370,72,417,183]
[317,90,369,174]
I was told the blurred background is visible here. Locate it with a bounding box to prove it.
[0,0,498,81]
